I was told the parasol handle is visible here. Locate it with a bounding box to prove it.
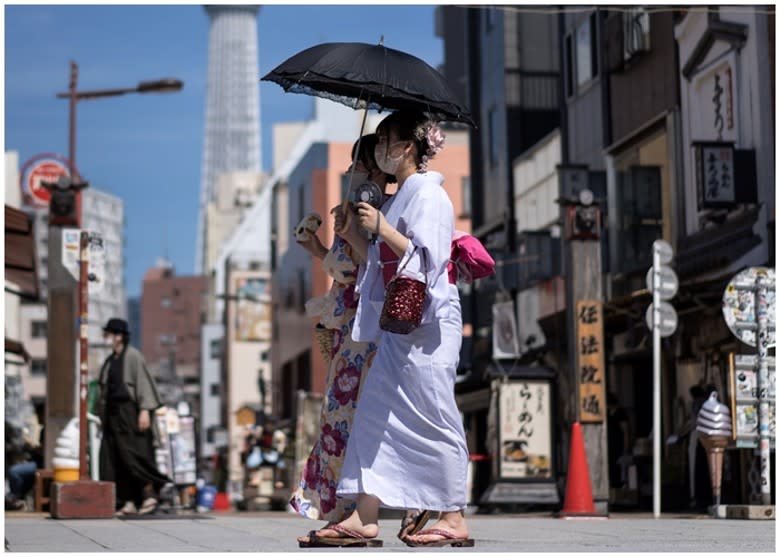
[336,94,372,235]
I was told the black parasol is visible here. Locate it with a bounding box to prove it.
[261,41,475,127]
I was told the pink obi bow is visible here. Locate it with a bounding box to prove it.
[448,230,495,284]
[379,231,495,286]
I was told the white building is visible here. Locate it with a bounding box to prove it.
[675,6,774,271]
[199,322,224,469]
[511,129,564,357]
[204,170,266,322]
[82,187,127,369]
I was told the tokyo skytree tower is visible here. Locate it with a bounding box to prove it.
[196,5,262,273]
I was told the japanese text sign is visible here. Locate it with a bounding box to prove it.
[576,300,606,423]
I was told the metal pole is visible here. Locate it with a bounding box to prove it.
[652,244,661,518]
[78,230,89,480]
[68,61,80,224]
[755,275,771,504]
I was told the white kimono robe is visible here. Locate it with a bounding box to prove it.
[336,171,469,511]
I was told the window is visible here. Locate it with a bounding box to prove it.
[488,107,500,167]
[210,339,222,359]
[161,297,171,308]
[575,14,598,87]
[31,321,47,338]
[260,350,270,362]
[461,176,472,217]
[210,383,220,397]
[30,359,47,376]
[567,13,599,96]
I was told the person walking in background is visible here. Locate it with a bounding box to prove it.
[292,135,430,541]
[302,111,473,548]
[97,318,170,517]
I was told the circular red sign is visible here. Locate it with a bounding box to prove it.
[27,160,70,206]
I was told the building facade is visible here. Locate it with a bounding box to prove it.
[204,170,266,323]
[221,262,272,489]
[441,5,775,511]
[81,187,127,369]
[200,322,224,473]
[140,260,206,409]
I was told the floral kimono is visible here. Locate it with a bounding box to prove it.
[289,235,377,521]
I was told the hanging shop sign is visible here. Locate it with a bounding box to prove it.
[233,276,271,341]
[19,153,78,207]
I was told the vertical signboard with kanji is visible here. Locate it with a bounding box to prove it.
[694,142,736,209]
[576,300,606,423]
[497,380,553,480]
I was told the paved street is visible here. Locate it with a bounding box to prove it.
[3,510,775,552]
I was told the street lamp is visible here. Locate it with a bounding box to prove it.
[55,60,184,213]
[45,61,183,514]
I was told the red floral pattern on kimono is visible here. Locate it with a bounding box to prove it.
[289,236,377,520]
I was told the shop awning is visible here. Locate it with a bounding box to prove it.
[676,206,763,279]
[4,337,30,363]
[5,205,39,300]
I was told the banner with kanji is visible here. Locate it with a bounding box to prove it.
[576,300,606,423]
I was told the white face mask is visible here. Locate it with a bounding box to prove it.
[374,141,406,175]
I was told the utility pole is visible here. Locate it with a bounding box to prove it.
[559,166,609,514]
[43,61,183,467]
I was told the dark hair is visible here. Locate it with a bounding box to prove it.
[351,133,396,184]
[375,110,444,172]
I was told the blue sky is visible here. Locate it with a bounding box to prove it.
[4,4,444,297]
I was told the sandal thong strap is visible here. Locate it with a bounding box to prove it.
[415,528,463,540]
[323,523,368,540]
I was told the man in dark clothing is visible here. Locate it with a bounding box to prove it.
[97,318,170,517]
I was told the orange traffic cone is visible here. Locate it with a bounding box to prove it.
[557,422,604,518]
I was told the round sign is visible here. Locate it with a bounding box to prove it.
[24,159,70,206]
[646,301,678,337]
[653,239,674,264]
[646,265,679,300]
[722,267,776,348]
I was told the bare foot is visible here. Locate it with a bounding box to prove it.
[405,512,468,544]
[315,515,379,540]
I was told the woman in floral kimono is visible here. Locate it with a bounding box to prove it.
[302,111,473,549]
[291,135,430,541]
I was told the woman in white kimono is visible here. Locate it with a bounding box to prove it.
[302,110,472,548]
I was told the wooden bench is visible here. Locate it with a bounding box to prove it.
[34,469,53,512]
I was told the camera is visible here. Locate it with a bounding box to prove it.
[348,181,383,212]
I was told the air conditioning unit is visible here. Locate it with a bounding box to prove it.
[623,7,650,61]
